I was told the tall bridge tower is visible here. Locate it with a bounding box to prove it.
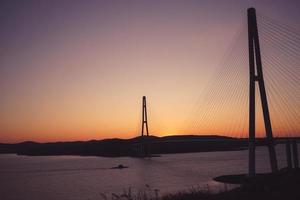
[140,96,150,156]
[247,7,278,176]
[141,96,149,137]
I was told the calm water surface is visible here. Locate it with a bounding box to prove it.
[0,144,296,200]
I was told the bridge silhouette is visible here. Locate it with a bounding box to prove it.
[135,8,299,176]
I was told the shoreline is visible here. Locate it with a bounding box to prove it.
[0,147,248,158]
[112,168,300,200]
[2,135,297,157]
[0,135,252,156]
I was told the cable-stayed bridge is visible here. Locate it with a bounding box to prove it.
[135,8,299,176]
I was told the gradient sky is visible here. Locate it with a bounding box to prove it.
[0,0,299,143]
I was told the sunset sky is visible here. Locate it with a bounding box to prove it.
[0,0,299,143]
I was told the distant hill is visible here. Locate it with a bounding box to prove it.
[0,135,260,157]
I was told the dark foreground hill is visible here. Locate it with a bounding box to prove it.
[0,135,251,156]
[159,168,300,200]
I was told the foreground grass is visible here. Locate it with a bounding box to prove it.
[101,168,300,200]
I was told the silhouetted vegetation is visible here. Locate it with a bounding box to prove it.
[101,168,300,200]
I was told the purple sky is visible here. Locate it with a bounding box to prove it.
[0,0,299,142]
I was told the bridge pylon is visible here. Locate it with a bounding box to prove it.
[141,96,149,137]
[292,140,299,168]
[247,7,278,176]
[140,96,150,156]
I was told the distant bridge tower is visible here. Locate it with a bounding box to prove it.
[141,96,149,137]
[247,7,278,176]
[140,96,150,156]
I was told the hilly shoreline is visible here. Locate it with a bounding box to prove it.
[0,135,285,157]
